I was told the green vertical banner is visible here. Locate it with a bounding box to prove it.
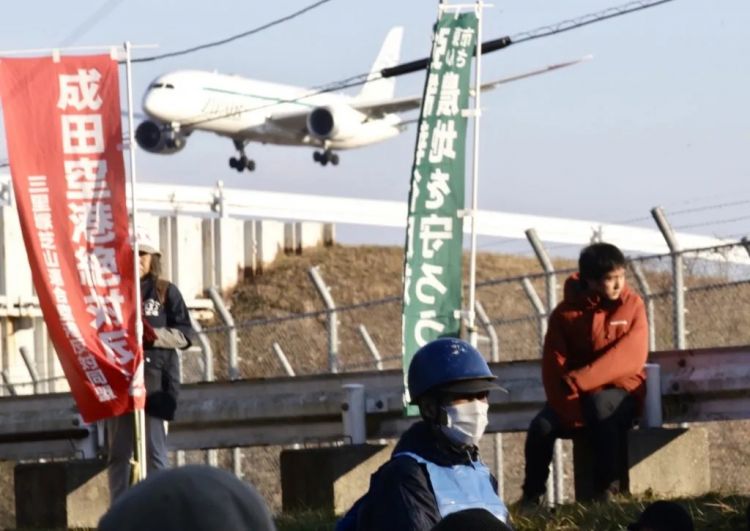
[402,12,477,407]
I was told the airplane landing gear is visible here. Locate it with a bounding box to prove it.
[230,140,255,172]
[229,156,255,172]
[313,150,339,166]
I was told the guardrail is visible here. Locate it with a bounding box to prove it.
[0,345,748,460]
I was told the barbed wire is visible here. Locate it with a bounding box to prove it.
[510,0,675,44]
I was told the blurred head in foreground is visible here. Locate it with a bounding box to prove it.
[627,500,694,531]
[98,465,275,531]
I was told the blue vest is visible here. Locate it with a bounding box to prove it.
[394,451,509,523]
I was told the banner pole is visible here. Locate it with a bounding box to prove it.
[123,40,147,484]
[467,0,484,347]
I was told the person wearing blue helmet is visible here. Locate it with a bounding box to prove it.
[336,338,511,531]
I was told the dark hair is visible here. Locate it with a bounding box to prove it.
[627,501,694,531]
[431,509,513,531]
[578,242,625,282]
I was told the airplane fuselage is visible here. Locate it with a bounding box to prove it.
[142,70,402,150]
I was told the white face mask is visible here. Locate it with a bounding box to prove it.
[440,400,489,447]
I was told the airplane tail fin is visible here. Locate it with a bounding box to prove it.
[356,26,403,103]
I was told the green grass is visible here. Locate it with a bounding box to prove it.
[275,494,749,531]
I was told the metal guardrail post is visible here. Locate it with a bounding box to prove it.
[358,325,383,371]
[189,314,214,382]
[233,447,243,479]
[642,363,663,428]
[309,266,339,373]
[19,347,41,394]
[272,342,296,377]
[651,207,686,349]
[631,261,656,352]
[207,287,239,380]
[342,384,366,444]
[524,230,564,506]
[475,299,503,499]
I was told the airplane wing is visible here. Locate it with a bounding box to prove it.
[353,55,593,119]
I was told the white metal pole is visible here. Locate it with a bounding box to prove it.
[124,40,147,483]
[467,1,484,348]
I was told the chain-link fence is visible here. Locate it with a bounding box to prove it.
[198,241,750,378]
[190,240,750,508]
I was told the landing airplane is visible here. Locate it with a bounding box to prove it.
[135,27,589,172]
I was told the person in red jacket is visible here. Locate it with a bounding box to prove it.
[521,242,648,503]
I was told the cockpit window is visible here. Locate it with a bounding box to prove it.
[150,83,163,89]
[165,84,175,89]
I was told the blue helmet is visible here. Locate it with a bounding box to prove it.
[407,338,500,403]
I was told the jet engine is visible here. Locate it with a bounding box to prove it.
[306,105,364,140]
[135,120,187,154]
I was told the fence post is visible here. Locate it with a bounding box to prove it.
[207,287,239,380]
[651,207,686,349]
[1,370,16,396]
[475,301,499,362]
[358,325,383,371]
[272,342,296,377]
[525,230,564,505]
[189,315,214,382]
[19,346,41,394]
[475,299,503,499]
[309,266,339,373]
[522,278,547,344]
[630,261,656,352]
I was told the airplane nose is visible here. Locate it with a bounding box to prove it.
[142,90,158,118]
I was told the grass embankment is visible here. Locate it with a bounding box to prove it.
[275,494,749,531]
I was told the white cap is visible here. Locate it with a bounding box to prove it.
[135,226,160,256]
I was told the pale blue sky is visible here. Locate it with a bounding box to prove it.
[1,0,748,253]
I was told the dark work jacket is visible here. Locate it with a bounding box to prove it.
[352,421,497,531]
[141,275,193,421]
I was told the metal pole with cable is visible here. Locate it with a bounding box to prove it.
[124,41,148,483]
[466,0,485,347]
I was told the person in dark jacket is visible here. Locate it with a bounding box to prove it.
[106,228,194,503]
[337,338,511,531]
[521,242,648,504]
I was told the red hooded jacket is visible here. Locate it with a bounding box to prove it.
[542,273,648,428]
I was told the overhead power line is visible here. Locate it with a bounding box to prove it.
[380,0,675,78]
[181,0,676,129]
[132,0,333,63]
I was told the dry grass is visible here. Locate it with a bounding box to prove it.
[275,494,750,531]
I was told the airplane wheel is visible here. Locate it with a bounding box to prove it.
[229,157,238,169]
[313,151,321,163]
[330,153,339,166]
[246,159,256,171]
[320,157,328,166]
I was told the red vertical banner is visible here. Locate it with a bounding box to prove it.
[0,54,144,422]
